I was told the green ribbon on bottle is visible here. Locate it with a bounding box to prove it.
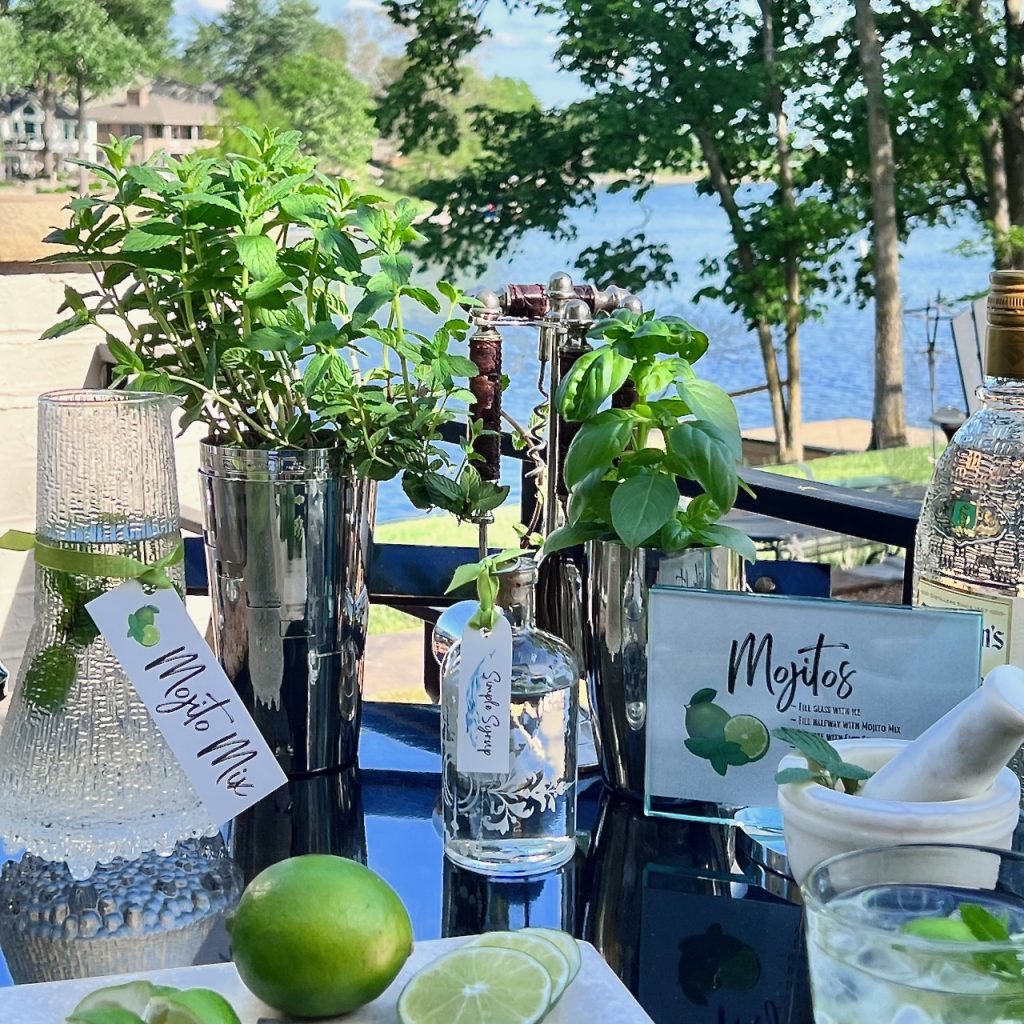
[0,529,184,589]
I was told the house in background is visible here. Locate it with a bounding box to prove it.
[87,80,216,163]
[0,94,95,179]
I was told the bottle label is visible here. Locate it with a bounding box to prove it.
[457,615,513,774]
[917,577,1024,678]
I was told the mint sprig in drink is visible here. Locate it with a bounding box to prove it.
[804,845,1024,1024]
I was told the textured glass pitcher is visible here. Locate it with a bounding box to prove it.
[0,390,215,878]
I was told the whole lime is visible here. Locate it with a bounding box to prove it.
[685,700,730,741]
[228,854,414,1018]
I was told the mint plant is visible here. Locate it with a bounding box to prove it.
[773,728,874,795]
[540,309,754,559]
[41,127,504,519]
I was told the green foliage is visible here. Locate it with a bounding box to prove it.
[3,0,165,99]
[542,310,753,560]
[773,727,874,795]
[184,0,322,97]
[382,68,540,194]
[42,127,505,519]
[216,54,374,173]
[445,548,523,631]
[190,4,375,174]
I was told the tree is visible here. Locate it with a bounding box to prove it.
[217,47,375,172]
[380,0,863,461]
[855,0,907,449]
[868,1,1024,270]
[184,0,322,97]
[185,3,374,173]
[382,68,539,193]
[1,0,169,187]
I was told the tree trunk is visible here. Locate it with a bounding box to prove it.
[76,74,89,196]
[981,120,1013,267]
[855,0,907,449]
[1004,0,1024,266]
[695,124,795,461]
[760,0,803,461]
[41,72,57,186]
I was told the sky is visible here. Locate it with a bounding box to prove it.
[170,0,583,107]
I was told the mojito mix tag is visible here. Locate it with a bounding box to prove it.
[88,580,286,824]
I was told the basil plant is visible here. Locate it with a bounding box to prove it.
[542,309,755,561]
[41,127,506,520]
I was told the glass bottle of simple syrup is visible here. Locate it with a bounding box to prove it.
[915,270,1024,781]
[441,555,578,875]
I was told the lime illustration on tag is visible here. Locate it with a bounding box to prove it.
[127,604,161,647]
[683,688,769,776]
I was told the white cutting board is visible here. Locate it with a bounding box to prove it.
[0,936,653,1023]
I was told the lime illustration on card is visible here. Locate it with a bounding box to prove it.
[683,689,769,776]
[645,588,983,812]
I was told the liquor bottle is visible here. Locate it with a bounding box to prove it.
[441,555,579,875]
[915,270,1024,778]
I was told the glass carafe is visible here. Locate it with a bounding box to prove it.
[0,390,215,878]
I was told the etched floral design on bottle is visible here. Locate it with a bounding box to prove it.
[915,270,1024,792]
[441,556,578,875]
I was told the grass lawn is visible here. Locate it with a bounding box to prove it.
[369,507,521,635]
[762,445,943,487]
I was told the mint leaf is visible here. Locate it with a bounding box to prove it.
[772,727,842,770]
[775,767,821,785]
[960,903,1012,942]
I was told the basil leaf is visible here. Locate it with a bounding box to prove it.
[694,523,757,564]
[541,521,607,556]
[446,562,483,594]
[610,472,680,549]
[775,767,821,786]
[666,422,738,513]
[555,348,634,421]
[677,378,742,458]
[564,413,633,488]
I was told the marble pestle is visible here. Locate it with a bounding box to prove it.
[861,665,1024,803]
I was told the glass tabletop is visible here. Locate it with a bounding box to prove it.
[0,702,813,1023]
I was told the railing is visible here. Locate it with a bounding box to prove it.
[184,423,923,698]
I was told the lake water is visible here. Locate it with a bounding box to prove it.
[380,182,991,523]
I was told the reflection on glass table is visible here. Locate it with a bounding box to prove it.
[0,702,814,1024]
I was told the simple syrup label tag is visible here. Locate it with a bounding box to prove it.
[87,580,287,824]
[457,614,513,774]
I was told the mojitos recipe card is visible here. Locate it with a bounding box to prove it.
[644,588,983,811]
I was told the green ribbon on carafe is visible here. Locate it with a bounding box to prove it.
[0,529,184,589]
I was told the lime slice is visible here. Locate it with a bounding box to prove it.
[397,946,552,1024]
[520,928,582,982]
[902,917,977,942]
[473,930,571,1004]
[145,989,241,1024]
[724,715,770,761]
[67,1009,146,1024]
[70,981,173,1017]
